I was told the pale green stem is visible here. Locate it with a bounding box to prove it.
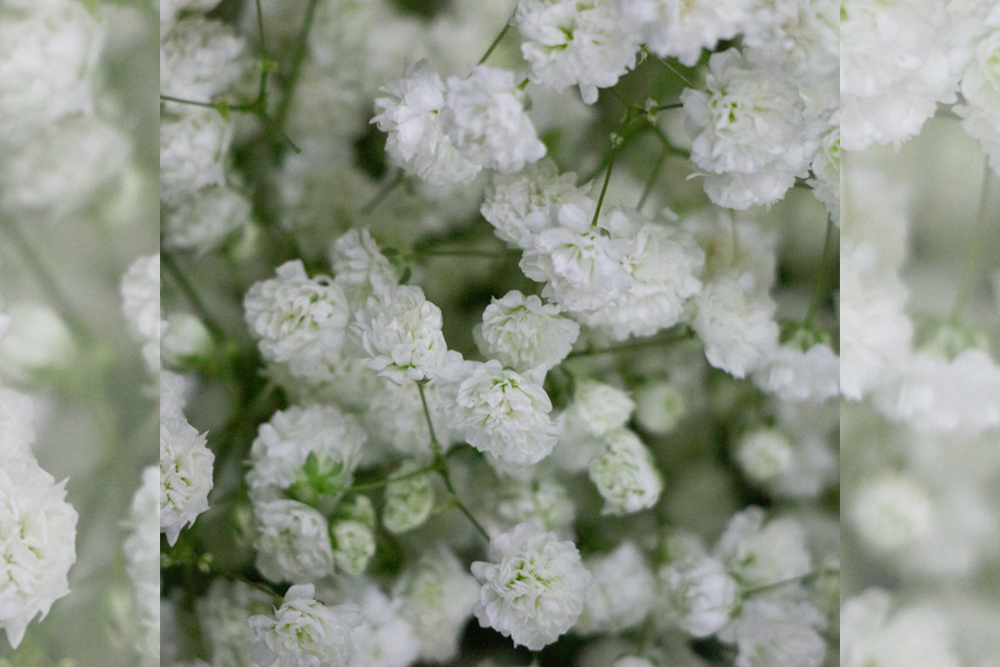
[951,159,996,322]
[803,218,835,328]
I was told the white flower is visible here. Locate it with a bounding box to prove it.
[691,270,779,379]
[807,111,840,224]
[840,0,958,150]
[474,290,580,374]
[347,583,420,667]
[249,584,362,667]
[0,303,73,382]
[575,219,705,340]
[735,429,794,483]
[362,378,451,460]
[351,284,448,384]
[495,475,576,537]
[381,462,435,534]
[195,580,273,667]
[514,0,640,104]
[752,342,841,403]
[634,381,686,435]
[714,507,812,590]
[551,380,634,471]
[245,260,352,381]
[480,158,589,246]
[160,16,247,101]
[246,404,366,502]
[393,546,480,662]
[162,185,251,254]
[724,598,827,667]
[0,385,36,461]
[575,542,655,634]
[371,60,480,185]
[874,348,1000,434]
[519,202,635,312]
[124,467,161,666]
[0,0,102,141]
[681,49,815,209]
[160,106,233,206]
[851,476,932,553]
[441,66,547,173]
[0,457,78,649]
[330,229,400,307]
[437,356,559,466]
[253,499,335,584]
[161,312,213,368]
[841,589,960,667]
[741,0,840,84]
[617,0,752,66]
[471,522,592,650]
[121,254,162,375]
[331,520,376,576]
[588,429,663,515]
[656,543,738,638]
[160,372,214,546]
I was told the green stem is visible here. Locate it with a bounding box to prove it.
[637,143,668,212]
[361,170,405,215]
[162,252,228,343]
[347,463,437,494]
[0,216,93,345]
[654,56,695,88]
[159,94,217,109]
[417,381,491,541]
[803,218,835,328]
[565,326,693,359]
[742,566,839,598]
[950,160,996,322]
[591,135,621,226]
[478,19,513,66]
[273,0,320,133]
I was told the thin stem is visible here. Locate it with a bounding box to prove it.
[478,19,513,66]
[417,381,491,542]
[637,144,668,212]
[803,218,835,328]
[438,462,492,541]
[743,566,839,598]
[161,252,228,343]
[951,159,995,322]
[654,56,695,88]
[347,464,437,494]
[417,381,441,455]
[565,327,693,359]
[361,170,405,215]
[159,94,217,109]
[254,0,268,103]
[273,0,321,132]
[591,137,620,226]
[0,216,93,344]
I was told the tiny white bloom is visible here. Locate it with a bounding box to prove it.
[474,290,580,374]
[244,260,352,381]
[330,229,400,307]
[588,429,663,515]
[253,499,335,584]
[0,457,78,649]
[249,584,362,667]
[575,542,656,634]
[331,519,376,576]
[655,533,737,638]
[470,522,591,650]
[735,429,794,483]
[437,356,559,466]
[381,461,435,534]
[351,284,448,384]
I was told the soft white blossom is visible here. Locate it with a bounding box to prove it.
[519,201,635,312]
[124,467,161,667]
[514,0,640,104]
[617,0,752,66]
[121,254,162,375]
[330,520,376,576]
[244,260,352,381]
[249,584,362,667]
[163,185,252,254]
[714,508,812,590]
[474,290,580,374]
[438,356,559,466]
[735,429,794,484]
[330,229,400,307]
[0,457,78,649]
[588,429,663,515]
[347,583,420,667]
[480,158,589,246]
[160,17,247,101]
[351,284,448,384]
[655,534,737,638]
[471,522,592,650]
[851,476,932,553]
[752,342,840,403]
[393,546,480,662]
[381,461,435,534]
[576,542,656,634]
[160,106,233,206]
[253,499,336,584]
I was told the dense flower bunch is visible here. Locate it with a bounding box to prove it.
[156,0,845,666]
[839,1,1000,664]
